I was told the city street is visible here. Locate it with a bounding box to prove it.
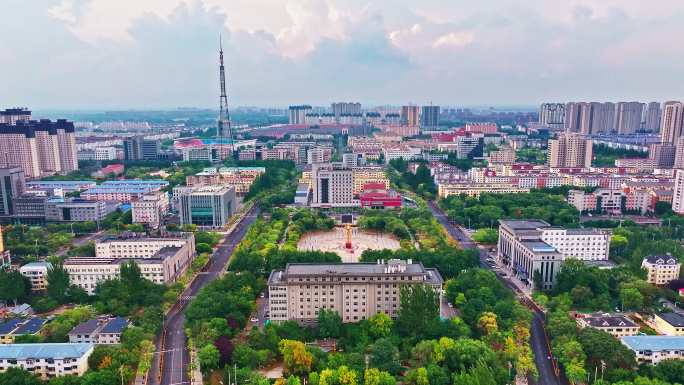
[149,206,260,385]
[427,201,565,385]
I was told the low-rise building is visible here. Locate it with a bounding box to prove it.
[652,312,684,336]
[19,262,52,292]
[438,183,530,198]
[268,260,443,324]
[131,191,169,228]
[621,336,684,364]
[642,254,681,285]
[576,313,639,338]
[68,316,129,344]
[0,343,94,378]
[65,234,195,294]
[45,198,119,222]
[0,318,47,344]
[358,183,402,209]
[497,220,611,289]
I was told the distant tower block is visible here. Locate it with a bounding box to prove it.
[345,224,352,249]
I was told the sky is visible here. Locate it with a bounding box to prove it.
[3,0,684,109]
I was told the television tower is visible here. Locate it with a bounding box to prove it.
[217,35,232,143]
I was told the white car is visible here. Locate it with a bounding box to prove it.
[250,317,259,323]
[447,302,453,308]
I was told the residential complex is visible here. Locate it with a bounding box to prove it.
[268,260,443,323]
[548,133,593,168]
[0,109,77,179]
[0,343,94,378]
[497,220,610,289]
[0,318,46,344]
[651,312,684,336]
[641,254,681,286]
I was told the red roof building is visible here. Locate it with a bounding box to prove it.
[359,183,402,209]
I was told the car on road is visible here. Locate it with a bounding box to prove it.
[250,317,258,323]
[447,302,453,308]
[260,292,265,298]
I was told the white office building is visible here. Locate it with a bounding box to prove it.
[19,262,52,292]
[0,343,94,379]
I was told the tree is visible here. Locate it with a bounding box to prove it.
[363,368,396,385]
[198,344,220,372]
[318,309,342,339]
[577,328,636,370]
[452,361,497,385]
[196,243,213,254]
[395,285,439,338]
[472,228,498,244]
[367,313,392,339]
[0,270,29,305]
[214,335,234,366]
[620,287,644,310]
[369,338,400,375]
[279,340,313,376]
[47,264,71,304]
[477,312,498,335]
[0,368,42,385]
[404,367,429,385]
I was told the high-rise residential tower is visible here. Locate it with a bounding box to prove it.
[643,102,662,132]
[539,103,566,129]
[401,105,420,127]
[616,102,644,134]
[331,102,361,117]
[289,105,312,125]
[661,101,684,143]
[548,133,593,168]
[420,105,440,128]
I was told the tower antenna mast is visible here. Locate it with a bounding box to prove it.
[217,34,232,145]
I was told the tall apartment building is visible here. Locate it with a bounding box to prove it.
[123,136,160,161]
[0,343,94,379]
[131,191,169,228]
[497,220,610,289]
[616,102,644,134]
[674,137,684,168]
[660,101,684,143]
[401,105,420,127]
[673,169,684,215]
[311,163,354,208]
[331,102,361,117]
[539,103,566,129]
[643,102,662,132]
[565,102,582,132]
[268,260,443,323]
[420,105,440,128]
[177,185,236,228]
[0,114,77,179]
[0,168,26,219]
[548,133,593,168]
[648,143,676,168]
[0,108,31,124]
[289,105,312,125]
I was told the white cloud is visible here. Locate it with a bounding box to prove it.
[431,31,474,49]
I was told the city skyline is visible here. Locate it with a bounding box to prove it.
[3,0,684,109]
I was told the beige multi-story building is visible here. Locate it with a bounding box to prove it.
[132,191,170,228]
[311,163,355,208]
[661,101,684,143]
[652,313,684,336]
[351,166,389,194]
[0,343,94,379]
[438,183,529,198]
[576,313,640,338]
[19,262,52,292]
[548,133,593,168]
[268,260,443,323]
[642,254,681,286]
[401,105,420,127]
[622,336,684,364]
[66,234,195,294]
[487,147,516,164]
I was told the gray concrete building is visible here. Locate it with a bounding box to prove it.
[177,185,236,228]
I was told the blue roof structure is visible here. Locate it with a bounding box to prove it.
[101,317,129,334]
[26,181,94,186]
[100,180,168,186]
[622,336,684,351]
[0,343,93,359]
[0,319,22,334]
[14,318,46,335]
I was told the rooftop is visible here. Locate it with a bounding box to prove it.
[284,261,428,276]
[644,254,679,265]
[100,317,129,334]
[0,343,94,359]
[14,318,46,335]
[20,261,52,269]
[580,314,637,328]
[499,219,551,230]
[656,312,684,327]
[0,319,22,335]
[520,240,558,253]
[622,336,684,351]
[68,319,100,335]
